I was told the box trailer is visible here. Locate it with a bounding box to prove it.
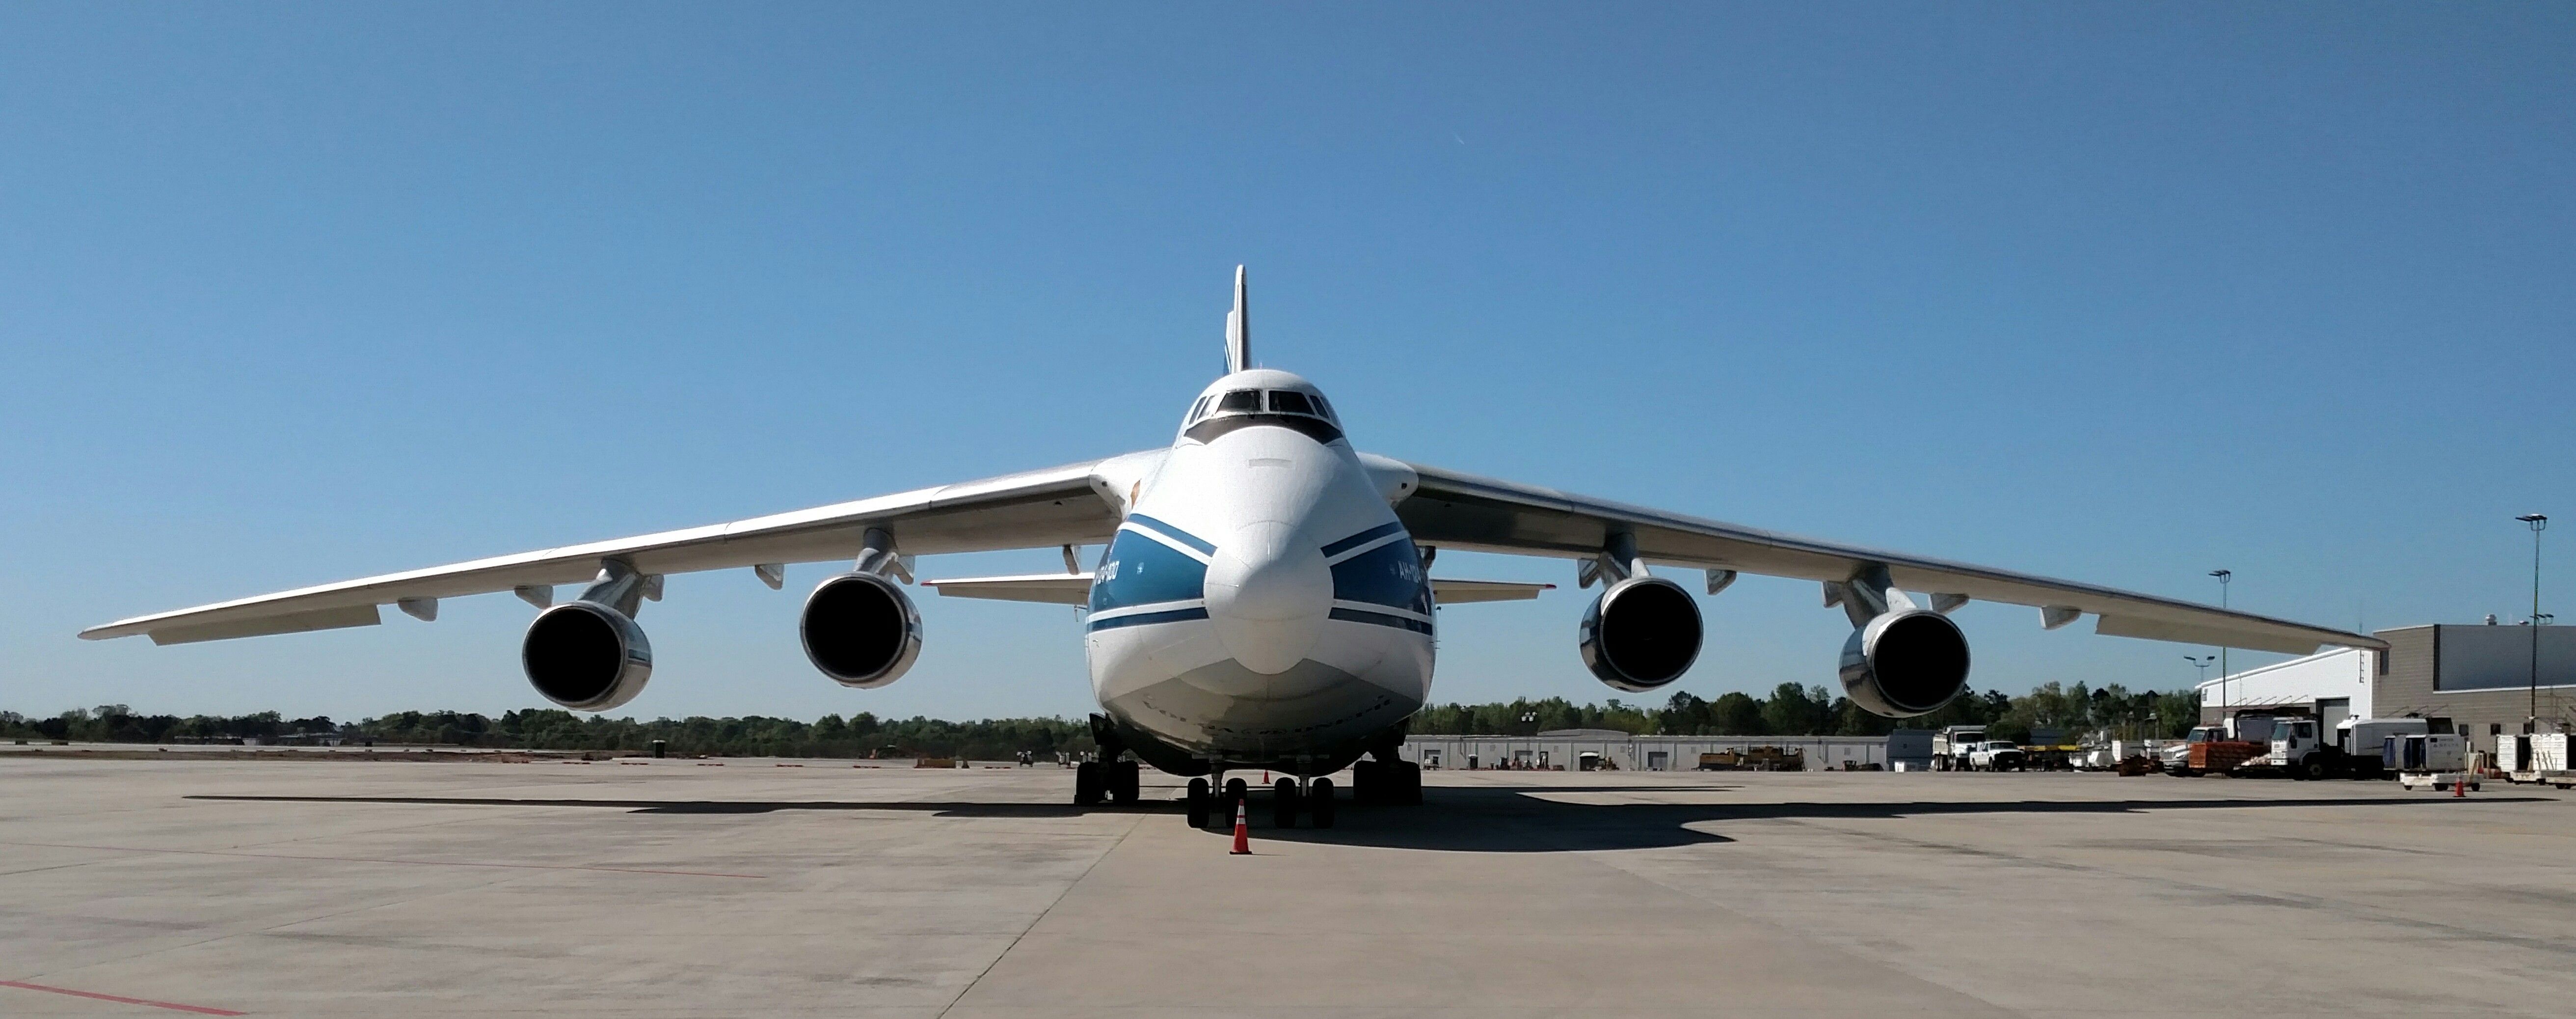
[2499,732,2576,788]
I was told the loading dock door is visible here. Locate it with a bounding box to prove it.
[2317,698,2350,735]
[1647,751,1670,771]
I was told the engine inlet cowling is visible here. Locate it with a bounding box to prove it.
[1579,576,1703,692]
[521,601,653,711]
[1838,608,1971,718]
[801,571,923,688]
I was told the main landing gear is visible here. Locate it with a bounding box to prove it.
[1074,757,1140,806]
[1351,758,1422,806]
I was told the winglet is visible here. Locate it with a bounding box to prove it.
[1224,265,1249,374]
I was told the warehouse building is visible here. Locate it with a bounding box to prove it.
[1401,729,1912,772]
[2201,623,2574,754]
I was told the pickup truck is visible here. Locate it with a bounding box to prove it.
[1966,741,2028,771]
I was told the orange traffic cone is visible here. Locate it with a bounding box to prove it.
[2454,772,2468,798]
[1229,798,1251,854]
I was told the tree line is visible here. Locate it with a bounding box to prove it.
[1411,682,2200,743]
[4,682,2197,758]
[0,706,1099,762]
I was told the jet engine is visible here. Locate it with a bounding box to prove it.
[1578,576,1703,692]
[521,601,653,711]
[800,571,923,688]
[1838,608,1971,717]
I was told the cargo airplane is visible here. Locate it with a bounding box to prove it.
[84,268,2385,828]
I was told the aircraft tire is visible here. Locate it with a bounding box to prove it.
[1074,761,1104,805]
[1352,760,1383,805]
[1273,777,1300,828]
[1401,762,1423,805]
[1224,777,1248,817]
[1308,778,1336,827]
[1111,759,1141,803]
[1186,778,1210,827]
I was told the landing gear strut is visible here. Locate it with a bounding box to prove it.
[1074,715,1141,806]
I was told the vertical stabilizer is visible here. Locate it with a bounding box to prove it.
[1224,265,1249,374]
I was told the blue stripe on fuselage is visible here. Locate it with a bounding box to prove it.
[1329,607,1435,634]
[1085,606,1211,632]
[1328,536,1432,615]
[1125,514,1215,556]
[1090,527,1209,613]
[1319,521,1407,558]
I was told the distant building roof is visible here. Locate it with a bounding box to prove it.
[1532,728,1636,740]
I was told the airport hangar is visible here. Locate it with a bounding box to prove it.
[2199,622,2576,753]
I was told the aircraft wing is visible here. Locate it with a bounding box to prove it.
[81,455,1140,645]
[1387,460,2381,655]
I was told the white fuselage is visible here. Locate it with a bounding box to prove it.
[1082,369,1434,769]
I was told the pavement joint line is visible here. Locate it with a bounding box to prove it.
[0,839,766,879]
[0,978,247,1015]
[1765,815,2576,961]
[934,810,1143,1019]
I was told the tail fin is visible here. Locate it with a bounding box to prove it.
[1224,265,1249,374]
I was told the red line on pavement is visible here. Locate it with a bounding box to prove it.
[0,979,247,1015]
[1,841,764,880]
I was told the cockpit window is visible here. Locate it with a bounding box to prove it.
[1186,396,1211,422]
[1267,390,1317,416]
[1216,389,1262,413]
[1311,394,1336,421]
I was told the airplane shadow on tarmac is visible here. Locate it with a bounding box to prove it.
[188,788,2543,854]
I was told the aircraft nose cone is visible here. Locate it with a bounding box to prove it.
[1201,522,1332,674]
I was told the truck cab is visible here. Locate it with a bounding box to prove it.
[2160,726,2220,771]
[2261,718,2333,778]
[1932,726,1986,772]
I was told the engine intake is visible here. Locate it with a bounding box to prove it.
[521,601,653,711]
[801,571,923,688]
[1838,608,1971,717]
[1579,576,1703,692]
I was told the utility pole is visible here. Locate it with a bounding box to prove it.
[2209,570,2232,725]
[2517,514,2547,730]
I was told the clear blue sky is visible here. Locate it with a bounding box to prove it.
[4,3,2569,724]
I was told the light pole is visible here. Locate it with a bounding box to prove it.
[2185,655,2216,729]
[2209,570,2232,726]
[2516,514,2547,729]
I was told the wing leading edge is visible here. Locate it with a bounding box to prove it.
[81,455,1147,645]
[1388,460,2381,655]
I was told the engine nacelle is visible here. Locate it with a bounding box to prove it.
[1838,608,1971,718]
[521,601,653,711]
[1579,576,1703,692]
[800,571,923,688]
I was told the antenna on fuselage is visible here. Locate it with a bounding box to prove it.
[1224,265,1249,374]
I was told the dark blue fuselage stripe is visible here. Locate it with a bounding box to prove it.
[1329,607,1435,634]
[1319,521,1407,558]
[1085,606,1210,632]
[1125,514,1216,555]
